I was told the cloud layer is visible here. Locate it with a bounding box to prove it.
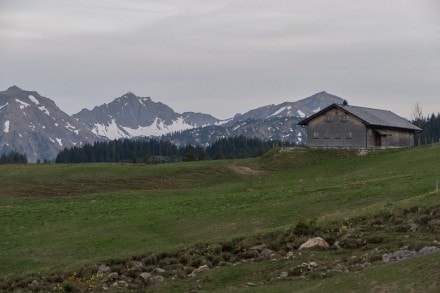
[1,0,439,118]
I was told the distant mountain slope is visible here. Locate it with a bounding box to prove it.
[73,92,220,139]
[0,86,95,162]
[228,91,344,125]
[165,91,343,146]
[164,117,304,146]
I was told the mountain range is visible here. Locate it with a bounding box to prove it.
[0,86,344,162]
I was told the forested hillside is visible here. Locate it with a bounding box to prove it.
[416,113,440,144]
[55,136,284,163]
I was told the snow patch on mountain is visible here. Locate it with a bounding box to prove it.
[38,105,50,115]
[270,106,289,117]
[0,103,8,111]
[297,110,305,118]
[92,119,128,139]
[55,138,63,147]
[29,95,39,105]
[122,117,195,137]
[16,98,31,110]
[65,122,79,134]
[29,122,36,131]
[91,117,197,139]
[216,118,233,125]
[3,120,10,133]
[232,122,246,131]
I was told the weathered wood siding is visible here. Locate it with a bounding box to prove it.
[306,108,367,148]
[366,129,415,148]
[305,108,416,148]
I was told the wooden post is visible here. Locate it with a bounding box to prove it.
[437,179,439,192]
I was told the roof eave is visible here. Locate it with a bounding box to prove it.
[368,124,422,132]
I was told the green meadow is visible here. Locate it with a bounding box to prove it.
[1,145,440,291]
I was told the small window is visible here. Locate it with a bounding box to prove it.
[324,131,330,139]
[313,131,319,139]
[339,115,348,123]
[346,131,353,139]
[325,115,333,122]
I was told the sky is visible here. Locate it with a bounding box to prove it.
[1,0,439,120]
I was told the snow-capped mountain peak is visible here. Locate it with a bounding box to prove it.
[73,92,220,140]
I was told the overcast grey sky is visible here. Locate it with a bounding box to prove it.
[1,0,439,119]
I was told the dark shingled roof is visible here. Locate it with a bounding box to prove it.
[299,103,422,131]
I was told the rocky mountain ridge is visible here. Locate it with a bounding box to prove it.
[163,91,343,146]
[0,86,95,162]
[228,91,343,125]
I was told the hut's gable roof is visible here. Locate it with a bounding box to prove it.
[299,103,421,131]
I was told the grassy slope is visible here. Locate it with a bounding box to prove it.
[0,145,439,287]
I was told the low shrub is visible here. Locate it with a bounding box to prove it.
[294,219,318,236]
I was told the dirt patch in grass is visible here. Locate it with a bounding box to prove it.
[228,165,263,176]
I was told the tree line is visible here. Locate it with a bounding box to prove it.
[55,136,285,163]
[0,151,28,164]
[413,112,440,145]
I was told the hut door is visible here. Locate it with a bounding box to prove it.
[375,134,381,147]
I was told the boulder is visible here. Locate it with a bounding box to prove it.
[102,272,119,283]
[97,264,111,274]
[189,265,209,277]
[284,251,294,260]
[28,280,39,290]
[408,219,418,232]
[153,268,166,275]
[382,246,416,262]
[279,271,288,278]
[250,244,273,258]
[299,237,330,250]
[129,261,143,268]
[140,272,152,281]
[418,246,439,255]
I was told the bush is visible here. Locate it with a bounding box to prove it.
[62,282,73,292]
[221,241,234,252]
[294,219,318,236]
